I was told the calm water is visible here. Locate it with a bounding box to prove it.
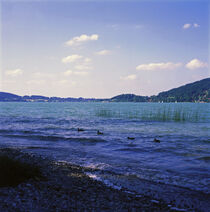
[0,102,209,194]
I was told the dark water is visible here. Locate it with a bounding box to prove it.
[0,102,209,194]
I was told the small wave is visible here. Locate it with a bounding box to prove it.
[0,129,36,135]
[75,137,107,144]
[154,148,175,153]
[24,146,50,150]
[0,129,13,134]
[83,162,111,170]
[86,172,122,190]
[13,117,66,125]
[197,156,210,162]
[178,152,200,157]
[14,119,34,123]
[201,139,210,144]
[1,133,106,144]
[115,147,145,153]
[4,134,63,141]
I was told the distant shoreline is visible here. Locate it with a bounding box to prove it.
[1,78,210,103]
[0,101,209,103]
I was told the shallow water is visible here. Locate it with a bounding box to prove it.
[0,102,209,194]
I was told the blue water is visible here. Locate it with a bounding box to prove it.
[0,102,209,194]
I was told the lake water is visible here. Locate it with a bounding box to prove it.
[0,102,209,195]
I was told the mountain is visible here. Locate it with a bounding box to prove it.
[110,94,149,102]
[152,78,210,102]
[0,92,22,101]
[0,78,209,102]
[111,78,210,103]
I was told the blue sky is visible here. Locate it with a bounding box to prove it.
[0,0,209,98]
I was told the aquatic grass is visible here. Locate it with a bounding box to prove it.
[142,106,202,122]
[95,108,122,118]
[95,109,112,118]
[95,104,206,122]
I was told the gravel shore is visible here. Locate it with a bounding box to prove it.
[0,148,208,212]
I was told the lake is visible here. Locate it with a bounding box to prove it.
[0,102,209,195]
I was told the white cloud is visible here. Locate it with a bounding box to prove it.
[136,62,182,71]
[183,23,200,29]
[121,74,137,80]
[75,64,92,70]
[5,69,23,77]
[33,72,55,78]
[74,71,89,76]
[96,50,111,56]
[52,79,77,87]
[185,59,208,70]
[183,23,191,29]
[134,24,143,29]
[26,80,45,85]
[193,23,200,28]
[62,54,83,63]
[66,34,99,46]
[64,70,89,77]
[64,70,73,76]
[107,24,119,30]
[58,80,69,85]
[57,80,77,86]
[3,80,16,83]
[84,58,92,63]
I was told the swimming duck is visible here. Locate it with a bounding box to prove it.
[97,130,103,135]
[154,138,160,143]
[127,137,135,140]
[77,128,84,132]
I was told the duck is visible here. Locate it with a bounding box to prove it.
[97,130,103,135]
[127,137,135,140]
[77,128,84,132]
[154,138,160,143]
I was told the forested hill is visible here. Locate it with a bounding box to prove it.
[152,78,210,102]
[0,78,210,102]
[110,94,149,102]
[110,78,210,102]
[0,92,22,101]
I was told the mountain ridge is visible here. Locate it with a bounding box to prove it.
[1,78,209,102]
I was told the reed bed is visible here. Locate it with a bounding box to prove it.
[95,104,206,122]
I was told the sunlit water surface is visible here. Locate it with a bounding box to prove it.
[0,102,209,194]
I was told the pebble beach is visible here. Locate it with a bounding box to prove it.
[0,148,209,212]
